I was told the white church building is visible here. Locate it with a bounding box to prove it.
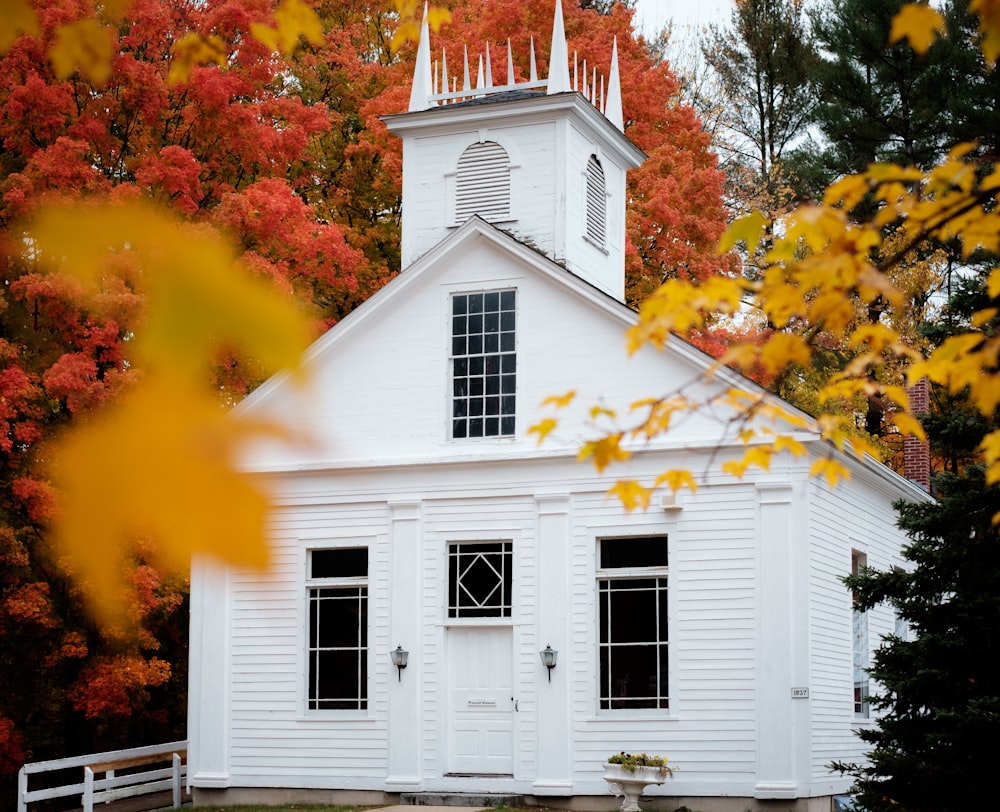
[187,4,930,810]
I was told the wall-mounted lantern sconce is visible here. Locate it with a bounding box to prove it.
[390,644,408,681]
[539,644,557,682]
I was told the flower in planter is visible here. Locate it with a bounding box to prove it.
[607,752,673,779]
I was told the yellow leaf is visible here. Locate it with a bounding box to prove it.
[589,404,617,421]
[970,0,1000,64]
[894,412,927,442]
[890,3,946,55]
[973,308,998,327]
[760,332,811,375]
[49,19,114,85]
[251,0,324,54]
[848,435,882,462]
[0,0,39,53]
[427,7,452,32]
[722,446,773,479]
[49,376,285,626]
[169,33,228,86]
[824,173,870,210]
[607,480,651,512]
[981,430,1000,483]
[579,435,630,472]
[810,457,852,488]
[528,418,558,445]
[653,469,699,493]
[773,435,807,457]
[718,210,769,254]
[541,390,576,409]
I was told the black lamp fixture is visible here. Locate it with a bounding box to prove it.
[539,644,557,682]
[390,644,408,681]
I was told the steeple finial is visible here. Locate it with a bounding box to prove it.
[476,54,485,90]
[462,45,471,92]
[407,3,433,111]
[605,36,624,131]
[529,36,538,82]
[506,39,515,85]
[546,0,571,94]
[441,48,449,100]
[485,42,494,88]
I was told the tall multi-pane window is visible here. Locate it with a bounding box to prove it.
[447,541,513,618]
[852,550,870,718]
[307,548,368,710]
[585,154,607,247]
[451,290,516,438]
[598,536,669,710]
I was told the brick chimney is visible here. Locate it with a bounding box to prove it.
[904,377,931,492]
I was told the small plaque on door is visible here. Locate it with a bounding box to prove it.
[467,699,497,706]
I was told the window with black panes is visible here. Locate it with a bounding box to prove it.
[451,290,516,438]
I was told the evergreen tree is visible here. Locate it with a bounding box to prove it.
[836,467,1000,812]
[701,0,817,219]
[806,0,1000,186]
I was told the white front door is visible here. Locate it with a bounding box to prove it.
[447,626,515,775]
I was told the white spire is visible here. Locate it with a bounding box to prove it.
[546,0,571,94]
[476,54,485,89]
[407,3,433,111]
[582,59,588,97]
[573,51,578,91]
[462,45,471,92]
[441,48,449,100]
[529,36,538,82]
[605,36,624,131]
[506,39,515,85]
[485,42,494,88]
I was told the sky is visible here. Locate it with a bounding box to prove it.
[631,0,736,38]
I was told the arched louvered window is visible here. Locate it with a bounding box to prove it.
[585,155,607,247]
[455,141,511,223]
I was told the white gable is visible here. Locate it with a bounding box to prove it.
[237,218,796,475]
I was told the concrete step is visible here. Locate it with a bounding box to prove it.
[400,793,525,808]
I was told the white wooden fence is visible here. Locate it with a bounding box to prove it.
[16,739,188,812]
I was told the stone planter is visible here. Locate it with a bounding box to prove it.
[602,763,668,812]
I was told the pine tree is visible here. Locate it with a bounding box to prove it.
[836,467,1000,812]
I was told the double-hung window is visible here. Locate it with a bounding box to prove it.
[307,547,368,711]
[598,536,669,710]
[852,550,870,718]
[451,290,516,439]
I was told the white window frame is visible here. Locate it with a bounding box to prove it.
[596,535,670,712]
[852,549,870,718]
[449,288,517,440]
[304,545,370,715]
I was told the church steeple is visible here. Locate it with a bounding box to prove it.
[406,0,622,132]
[386,0,645,301]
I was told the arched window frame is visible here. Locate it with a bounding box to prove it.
[450,140,513,225]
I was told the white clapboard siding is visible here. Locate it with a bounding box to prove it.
[807,479,907,781]
[566,483,758,790]
[227,500,391,781]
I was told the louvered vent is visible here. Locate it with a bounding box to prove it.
[455,141,511,223]
[585,155,607,247]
